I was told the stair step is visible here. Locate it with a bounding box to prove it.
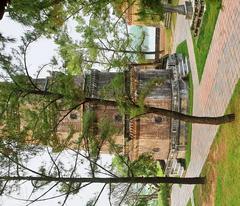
[179,167,185,177]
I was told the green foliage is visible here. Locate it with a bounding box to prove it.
[100,73,131,115]
[176,40,189,58]
[59,182,81,194]
[193,0,221,80]
[135,198,149,206]
[0,33,86,148]
[82,110,96,138]
[138,0,164,23]
[136,78,164,107]
[158,184,170,206]
[130,78,164,118]
[131,153,158,176]
[156,162,170,206]
[0,33,15,49]
[186,199,192,206]
[7,0,149,73]
[98,118,118,141]
[81,110,119,158]
[193,80,240,205]
[55,32,84,74]
[8,0,86,35]
[112,153,158,177]
[51,72,84,104]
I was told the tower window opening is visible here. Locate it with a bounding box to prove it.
[154,116,163,124]
[114,114,122,122]
[70,113,78,120]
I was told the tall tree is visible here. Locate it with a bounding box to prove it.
[0,175,206,184]
[0,145,205,205]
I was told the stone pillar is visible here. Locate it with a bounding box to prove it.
[163,1,193,19]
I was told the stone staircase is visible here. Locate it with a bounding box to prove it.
[165,154,185,177]
[176,54,190,78]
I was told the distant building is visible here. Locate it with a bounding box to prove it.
[116,0,165,27]
[115,0,193,26]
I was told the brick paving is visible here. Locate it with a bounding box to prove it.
[171,0,240,205]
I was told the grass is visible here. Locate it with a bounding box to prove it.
[185,73,193,167]
[176,40,189,57]
[157,163,170,206]
[186,199,192,206]
[171,0,179,28]
[193,80,240,205]
[193,0,222,80]
[176,40,192,167]
[165,28,173,53]
[164,0,179,53]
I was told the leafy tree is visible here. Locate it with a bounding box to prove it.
[138,0,165,22]
[112,153,158,177]
[6,0,131,35]
[7,0,104,35]
[6,0,164,73]
[111,153,159,205]
[0,7,234,203]
[55,18,163,73]
[0,34,235,205]
[0,175,206,184]
[124,0,192,24]
[0,32,235,152]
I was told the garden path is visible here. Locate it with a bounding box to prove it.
[171,0,240,205]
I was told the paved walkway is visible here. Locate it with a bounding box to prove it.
[171,0,240,205]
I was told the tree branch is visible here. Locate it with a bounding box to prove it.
[93,183,107,206]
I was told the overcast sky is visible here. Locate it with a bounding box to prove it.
[0,9,158,205]
[0,15,114,206]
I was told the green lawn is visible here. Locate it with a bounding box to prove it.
[165,28,173,54]
[186,199,192,206]
[157,163,170,206]
[193,80,240,205]
[185,74,193,167]
[171,0,179,28]
[193,0,222,80]
[176,40,192,167]
[176,40,188,57]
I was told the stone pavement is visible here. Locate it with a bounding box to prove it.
[171,0,240,205]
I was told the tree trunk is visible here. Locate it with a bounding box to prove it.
[93,46,165,55]
[20,92,235,125]
[145,106,235,125]
[1,176,206,185]
[85,97,235,125]
[0,0,9,20]
[24,89,64,98]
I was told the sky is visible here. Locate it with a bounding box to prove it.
[0,10,157,206]
[0,16,114,206]
[0,17,57,78]
[0,149,113,206]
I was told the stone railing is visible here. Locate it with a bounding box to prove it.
[164,54,188,176]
